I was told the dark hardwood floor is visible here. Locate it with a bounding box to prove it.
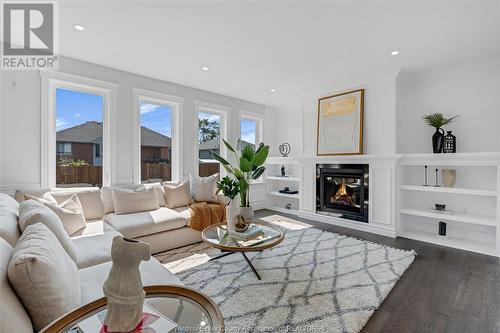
[255,209,500,333]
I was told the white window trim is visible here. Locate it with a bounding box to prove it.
[132,87,183,184]
[40,71,118,188]
[238,109,264,146]
[195,101,230,177]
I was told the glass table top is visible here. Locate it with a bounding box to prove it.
[202,221,284,252]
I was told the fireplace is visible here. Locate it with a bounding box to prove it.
[316,164,369,222]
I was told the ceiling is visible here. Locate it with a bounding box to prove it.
[59,1,500,108]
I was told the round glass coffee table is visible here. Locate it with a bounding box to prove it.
[201,220,285,280]
[40,285,224,333]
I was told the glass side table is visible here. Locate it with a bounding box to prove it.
[40,285,224,333]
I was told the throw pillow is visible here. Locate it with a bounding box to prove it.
[18,200,78,263]
[8,223,81,331]
[49,189,104,220]
[190,173,219,202]
[45,194,86,236]
[112,187,159,215]
[163,180,194,209]
[24,192,57,204]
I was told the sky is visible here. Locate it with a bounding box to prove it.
[56,88,103,131]
[56,88,257,143]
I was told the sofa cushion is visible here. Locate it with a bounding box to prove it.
[79,257,182,305]
[18,200,78,263]
[0,193,21,247]
[105,207,187,238]
[45,194,86,236]
[50,188,104,220]
[102,184,166,214]
[164,180,194,209]
[0,239,34,333]
[112,186,159,215]
[71,220,121,269]
[8,223,81,332]
[190,173,219,202]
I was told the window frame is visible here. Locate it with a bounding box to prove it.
[195,101,229,177]
[40,71,117,188]
[238,110,264,147]
[132,88,183,184]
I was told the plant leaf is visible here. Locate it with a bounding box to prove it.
[252,145,269,167]
[212,152,230,165]
[222,138,235,153]
[241,144,254,162]
[255,142,265,154]
[239,157,253,172]
[252,166,266,179]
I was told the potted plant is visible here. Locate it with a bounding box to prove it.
[216,176,240,232]
[213,139,270,220]
[423,113,458,153]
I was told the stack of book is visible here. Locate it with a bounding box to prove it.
[229,224,263,241]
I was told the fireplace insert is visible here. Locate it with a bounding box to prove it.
[316,164,369,222]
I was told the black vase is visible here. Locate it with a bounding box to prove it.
[432,128,445,153]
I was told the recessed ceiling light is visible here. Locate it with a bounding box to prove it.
[390,50,400,56]
[73,24,86,31]
[270,89,276,93]
[201,66,209,71]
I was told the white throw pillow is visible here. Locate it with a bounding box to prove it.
[8,223,81,331]
[163,180,194,209]
[190,173,219,202]
[50,189,104,220]
[45,194,86,236]
[18,200,78,263]
[112,186,159,215]
[24,192,57,204]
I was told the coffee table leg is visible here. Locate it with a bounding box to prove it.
[209,251,235,261]
[240,252,261,280]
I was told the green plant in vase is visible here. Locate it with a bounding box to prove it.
[423,113,458,153]
[216,176,240,205]
[212,139,270,220]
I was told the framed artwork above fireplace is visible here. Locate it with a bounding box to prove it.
[316,89,364,155]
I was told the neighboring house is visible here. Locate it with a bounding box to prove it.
[198,137,255,160]
[57,121,171,166]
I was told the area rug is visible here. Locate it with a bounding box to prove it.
[156,215,415,333]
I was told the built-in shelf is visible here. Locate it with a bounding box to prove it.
[399,152,500,166]
[398,229,496,257]
[400,208,497,227]
[400,185,497,197]
[267,176,300,182]
[266,157,299,165]
[268,191,300,199]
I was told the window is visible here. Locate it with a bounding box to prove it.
[55,88,104,186]
[139,102,173,182]
[198,111,221,176]
[239,115,262,149]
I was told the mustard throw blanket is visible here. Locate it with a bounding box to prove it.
[188,202,226,231]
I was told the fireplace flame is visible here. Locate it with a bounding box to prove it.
[335,179,348,201]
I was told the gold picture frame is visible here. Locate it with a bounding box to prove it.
[316,89,364,156]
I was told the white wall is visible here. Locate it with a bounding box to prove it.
[0,56,266,197]
[396,58,500,153]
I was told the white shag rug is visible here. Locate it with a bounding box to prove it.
[156,215,415,333]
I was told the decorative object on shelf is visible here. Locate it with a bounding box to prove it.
[285,203,292,210]
[281,165,286,177]
[279,187,299,195]
[443,131,457,153]
[317,89,364,155]
[279,142,291,157]
[442,169,457,187]
[438,221,447,236]
[234,215,249,233]
[423,165,429,186]
[103,236,151,333]
[216,176,240,233]
[435,204,446,212]
[434,168,440,187]
[422,113,458,153]
[212,139,270,221]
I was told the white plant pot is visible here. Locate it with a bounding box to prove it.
[226,196,240,233]
[239,206,254,221]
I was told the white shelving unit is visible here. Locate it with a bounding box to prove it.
[398,153,500,257]
[265,157,301,213]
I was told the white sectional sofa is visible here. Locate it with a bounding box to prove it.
[0,183,208,332]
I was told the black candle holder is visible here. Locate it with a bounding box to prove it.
[423,166,429,186]
[434,168,440,187]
